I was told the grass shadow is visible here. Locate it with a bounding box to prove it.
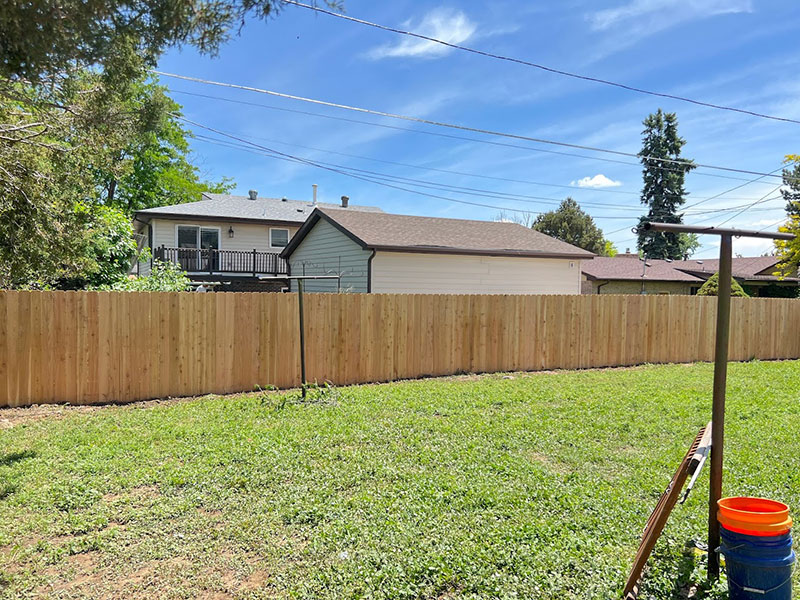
[644,539,727,600]
[0,450,36,467]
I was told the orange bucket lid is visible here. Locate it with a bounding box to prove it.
[718,511,793,535]
[718,497,790,525]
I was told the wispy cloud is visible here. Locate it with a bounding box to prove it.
[582,0,754,62]
[367,8,477,59]
[589,0,753,31]
[572,174,623,188]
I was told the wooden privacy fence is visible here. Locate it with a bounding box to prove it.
[1,291,799,408]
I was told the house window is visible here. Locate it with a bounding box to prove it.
[176,225,220,250]
[176,225,220,271]
[270,228,290,248]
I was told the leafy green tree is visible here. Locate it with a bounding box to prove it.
[775,156,800,278]
[696,272,749,297]
[532,198,612,255]
[603,240,618,257]
[96,259,191,291]
[96,78,234,212]
[0,72,230,288]
[780,155,800,217]
[636,109,698,260]
[1,0,338,84]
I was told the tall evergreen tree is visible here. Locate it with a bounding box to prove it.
[775,156,800,277]
[636,109,698,259]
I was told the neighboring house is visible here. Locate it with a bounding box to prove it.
[582,253,799,296]
[133,190,380,291]
[279,207,594,294]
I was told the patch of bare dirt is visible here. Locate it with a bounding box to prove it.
[527,451,571,475]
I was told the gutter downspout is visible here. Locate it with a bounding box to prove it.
[596,280,610,294]
[367,250,376,293]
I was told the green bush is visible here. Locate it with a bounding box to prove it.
[696,272,749,297]
[96,259,190,291]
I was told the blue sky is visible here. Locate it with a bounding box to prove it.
[157,0,800,257]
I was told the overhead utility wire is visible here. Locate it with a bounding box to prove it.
[682,167,785,210]
[171,89,764,184]
[154,71,799,184]
[179,116,575,216]
[284,0,800,126]
[585,169,787,236]
[190,132,631,218]
[713,186,784,227]
[186,109,772,202]
[194,133,780,217]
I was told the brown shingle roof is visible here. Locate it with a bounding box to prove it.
[583,255,800,283]
[672,256,780,279]
[582,257,704,282]
[284,208,595,259]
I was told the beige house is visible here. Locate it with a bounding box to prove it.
[582,253,799,297]
[280,207,594,294]
[133,190,380,291]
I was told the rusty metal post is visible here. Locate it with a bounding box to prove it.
[707,233,732,577]
[297,278,307,398]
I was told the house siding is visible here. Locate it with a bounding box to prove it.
[371,252,582,294]
[287,219,372,292]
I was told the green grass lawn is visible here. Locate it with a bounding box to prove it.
[1,361,799,599]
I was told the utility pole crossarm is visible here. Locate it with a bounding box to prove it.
[642,222,794,241]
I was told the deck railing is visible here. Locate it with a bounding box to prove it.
[154,246,289,276]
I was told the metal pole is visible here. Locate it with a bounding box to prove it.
[707,234,733,577]
[297,279,307,398]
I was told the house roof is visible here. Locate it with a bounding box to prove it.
[281,207,595,259]
[134,193,382,225]
[582,256,705,282]
[671,256,781,279]
[582,254,799,283]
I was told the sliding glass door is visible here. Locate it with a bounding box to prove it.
[176,226,220,271]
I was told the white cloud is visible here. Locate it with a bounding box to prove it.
[571,174,623,188]
[589,0,753,31]
[367,8,477,59]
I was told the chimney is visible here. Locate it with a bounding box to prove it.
[312,183,318,205]
[248,189,258,201]
[340,195,349,208]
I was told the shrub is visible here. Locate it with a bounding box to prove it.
[696,272,749,297]
[97,259,191,291]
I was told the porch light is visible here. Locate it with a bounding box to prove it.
[228,226,234,239]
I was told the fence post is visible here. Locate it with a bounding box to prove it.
[253,249,257,277]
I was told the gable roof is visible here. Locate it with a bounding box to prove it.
[281,207,595,259]
[582,255,799,283]
[134,193,382,225]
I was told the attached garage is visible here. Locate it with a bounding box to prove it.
[280,207,594,295]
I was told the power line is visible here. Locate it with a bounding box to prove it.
[180,116,577,216]
[682,167,785,210]
[170,88,774,185]
[284,0,800,127]
[183,102,775,203]
[155,71,799,184]
[712,186,784,227]
[193,132,784,218]
[190,132,635,218]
